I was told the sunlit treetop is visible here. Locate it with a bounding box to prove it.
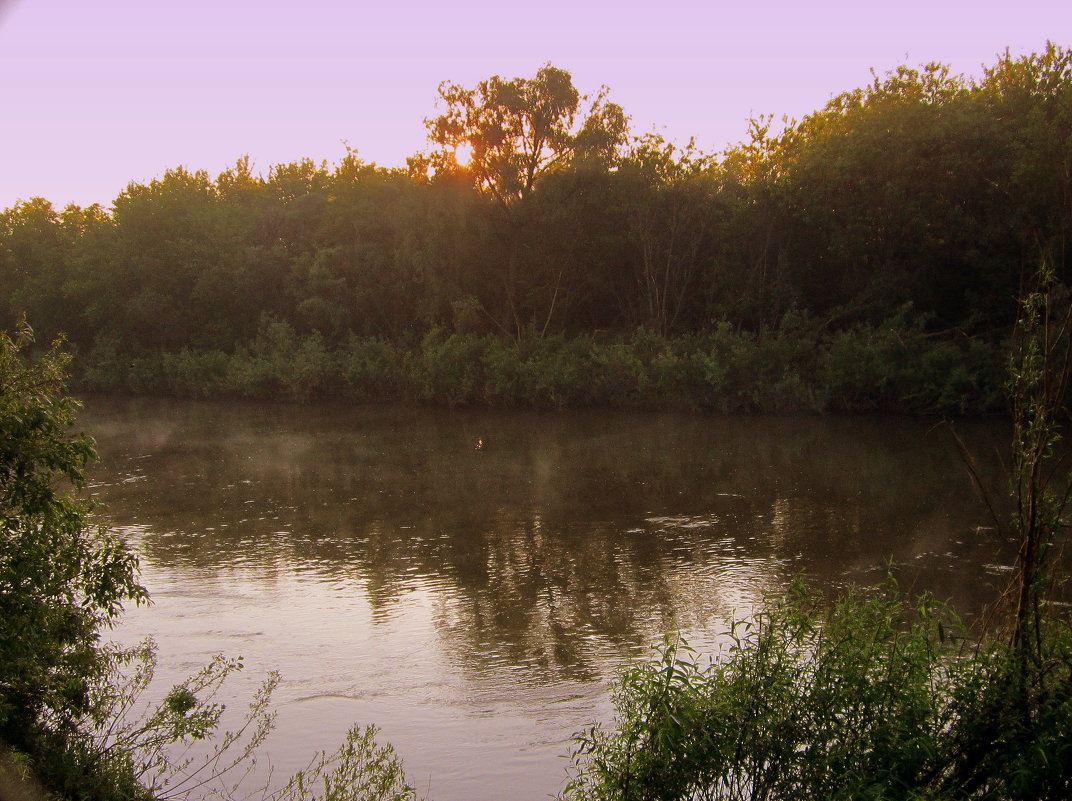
[410,64,629,205]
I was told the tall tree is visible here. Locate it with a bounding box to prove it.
[412,64,628,205]
[617,135,717,335]
[412,65,628,338]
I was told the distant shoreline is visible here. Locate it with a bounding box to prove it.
[70,326,1004,416]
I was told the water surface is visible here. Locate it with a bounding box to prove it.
[80,397,1013,801]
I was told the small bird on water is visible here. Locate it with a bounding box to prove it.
[475,439,485,450]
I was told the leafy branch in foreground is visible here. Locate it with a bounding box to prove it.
[70,639,419,801]
[268,724,418,801]
[0,320,148,791]
[71,639,273,800]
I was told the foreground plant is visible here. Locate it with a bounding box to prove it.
[0,322,420,801]
[564,272,1072,800]
[564,583,1071,801]
[74,640,418,801]
[0,321,149,794]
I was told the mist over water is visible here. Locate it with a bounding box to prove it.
[79,397,1012,801]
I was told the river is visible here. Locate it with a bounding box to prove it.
[79,396,1013,801]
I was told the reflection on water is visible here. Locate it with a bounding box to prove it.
[79,397,1012,801]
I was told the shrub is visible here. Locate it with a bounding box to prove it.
[563,582,1072,801]
[409,329,489,406]
[72,319,1009,415]
[564,274,1072,801]
[0,322,148,792]
[339,336,407,402]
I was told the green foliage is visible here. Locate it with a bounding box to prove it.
[0,322,153,798]
[40,635,420,801]
[68,318,1005,414]
[26,641,253,800]
[274,724,418,801]
[414,64,628,203]
[0,323,424,801]
[5,49,1071,407]
[409,329,490,406]
[0,322,148,748]
[563,583,1072,801]
[1002,272,1072,673]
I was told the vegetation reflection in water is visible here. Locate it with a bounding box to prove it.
[79,397,1010,801]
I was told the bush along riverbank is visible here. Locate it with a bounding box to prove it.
[564,581,1072,801]
[562,274,1072,801]
[74,314,1005,415]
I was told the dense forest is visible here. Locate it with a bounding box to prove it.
[2,45,1070,412]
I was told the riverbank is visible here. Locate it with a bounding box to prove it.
[73,321,1004,415]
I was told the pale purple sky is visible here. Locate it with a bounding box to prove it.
[1,0,1067,211]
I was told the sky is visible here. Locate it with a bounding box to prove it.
[0,0,1068,211]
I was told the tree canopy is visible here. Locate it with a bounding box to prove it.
[411,64,629,204]
[0,49,1070,409]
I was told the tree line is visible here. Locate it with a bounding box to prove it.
[2,48,1070,411]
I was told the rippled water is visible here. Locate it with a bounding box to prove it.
[79,397,1013,801]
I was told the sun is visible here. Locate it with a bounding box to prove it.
[454,142,474,167]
